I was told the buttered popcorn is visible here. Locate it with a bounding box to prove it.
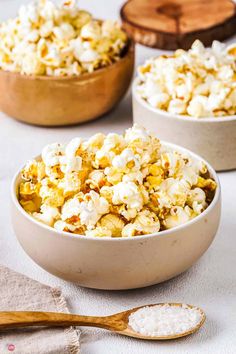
[136,40,236,118]
[0,0,128,76]
[18,125,217,237]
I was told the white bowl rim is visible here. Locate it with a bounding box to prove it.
[11,141,221,243]
[132,77,236,123]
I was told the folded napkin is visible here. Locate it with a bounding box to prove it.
[0,265,80,354]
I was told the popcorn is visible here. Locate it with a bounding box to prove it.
[58,172,81,196]
[168,99,187,115]
[0,0,128,76]
[164,206,192,229]
[33,204,60,226]
[187,96,208,117]
[53,23,75,41]
[86,170,106,190]
[19,181,42,213]
[122,209,160,237]
[73,10,92,29]
[79,191,109,228]
[112,149,140,172]
[19,125,216,237]
[22,160,46,181]
[54,220,77,233]
[112,181,144,211]
[160,152,184,177]
[60,138,82,173]
[40,21,54,38]
[187,188,207,215]
[39,178,64,207]
[80,21,101,40]
[85,227,112,237]
[157,178,190,208]
[61,195,81,220]
[94,133,125,169]
[37,39,61,67]
[42,143,65,167]
[99,214,125,237]
[137,40,236,118]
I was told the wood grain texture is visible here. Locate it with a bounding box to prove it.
[0,304,205,341]
[121,0,236,49]
[0,42,134,126]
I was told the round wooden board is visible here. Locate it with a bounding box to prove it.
[121,0,236,50]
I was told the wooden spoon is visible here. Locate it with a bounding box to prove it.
[0,303,205,340]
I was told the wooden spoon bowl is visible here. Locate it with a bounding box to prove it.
[0,42,134,126]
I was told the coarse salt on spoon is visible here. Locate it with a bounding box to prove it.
[0,303,205,340]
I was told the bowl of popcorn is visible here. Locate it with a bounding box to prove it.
[0,0,134,126]
[11,125,221,290]
[133,40,236,171]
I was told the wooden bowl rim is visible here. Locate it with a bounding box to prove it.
[0,41,134,82]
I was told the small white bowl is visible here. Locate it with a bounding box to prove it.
[133,78,236,171]
[11,143,221,290]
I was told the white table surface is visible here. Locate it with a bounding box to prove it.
[0,1,236,353]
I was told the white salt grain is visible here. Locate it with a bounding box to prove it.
[128,304,203,337]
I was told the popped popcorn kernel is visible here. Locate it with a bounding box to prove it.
[136,40,236,118]
[99,214,125,237]
[33,204,60,226]
[18,125,216,237]
[85,226,112,237]
[0,0,128,76]
[22,160,46,181]
[164,206,193,229]
[122,209,160,237]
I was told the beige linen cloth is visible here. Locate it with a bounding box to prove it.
[0,265,80,354]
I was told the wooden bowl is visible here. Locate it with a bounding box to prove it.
[11,143,221,290]
[120,0,236,50]
[133,78,236,171]
[0,43,134,126]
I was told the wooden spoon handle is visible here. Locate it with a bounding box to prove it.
[0,311,120,331]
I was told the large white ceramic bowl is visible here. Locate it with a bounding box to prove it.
[11,143,221,290]
[133,78,236,171]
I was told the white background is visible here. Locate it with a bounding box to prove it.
[0,1,236,353]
